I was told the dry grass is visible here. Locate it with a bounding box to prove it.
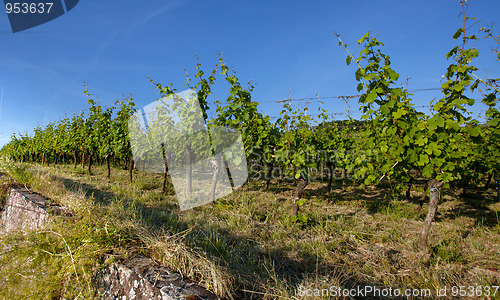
[0,161,499,299]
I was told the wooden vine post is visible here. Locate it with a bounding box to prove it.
[419,180,444,254]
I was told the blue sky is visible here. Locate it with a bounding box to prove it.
[1,0,499,148]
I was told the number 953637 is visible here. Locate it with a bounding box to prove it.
[5,2,54,14]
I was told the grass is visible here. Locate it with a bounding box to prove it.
[0,160,499,299]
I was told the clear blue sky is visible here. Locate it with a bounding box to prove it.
[1,0,499,148]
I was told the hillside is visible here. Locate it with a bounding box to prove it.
[1,161,499,299]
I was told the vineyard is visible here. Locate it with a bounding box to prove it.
[1,2,500,299]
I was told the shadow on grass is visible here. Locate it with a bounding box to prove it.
[439,203,499,228]
[432,188,500,228]
[55,175,179,230]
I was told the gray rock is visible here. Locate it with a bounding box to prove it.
[1,187,70,232]
[96,255,219,300]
